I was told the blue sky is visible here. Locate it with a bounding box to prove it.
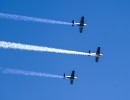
[0,0,130,100]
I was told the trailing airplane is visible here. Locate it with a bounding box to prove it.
[63,70,77,85]
[88,47,103,62]
[72,16,87,33]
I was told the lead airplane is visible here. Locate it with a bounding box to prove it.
[72,16,87,33]
[63,70,77,85]
[88,47,103,62]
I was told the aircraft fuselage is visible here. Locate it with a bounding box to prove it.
[89,53,103,57]
[66,76,78,80]
[75,23,87,27]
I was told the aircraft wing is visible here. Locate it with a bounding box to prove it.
[80,16,84,25]
[79,26,83,33]
[96,47,100,55]
[96,57,99,62]
[70,80,74,85]
[71,70,75,78]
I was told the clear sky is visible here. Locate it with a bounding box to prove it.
[0,0,130,100]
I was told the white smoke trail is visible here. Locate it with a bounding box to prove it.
[0,41,90,56]
[0,12,72,25]
[2,68,63,79]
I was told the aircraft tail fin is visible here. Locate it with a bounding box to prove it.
[88,50,91,56]
[63,73,66,79]
[72,20,75,26]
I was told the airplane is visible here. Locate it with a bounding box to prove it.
[63,70,77,85]
[72,16,87,33]
[88,47,103,62]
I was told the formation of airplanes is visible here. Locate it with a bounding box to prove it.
[65,15,103,84]
[0,14,102,86]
